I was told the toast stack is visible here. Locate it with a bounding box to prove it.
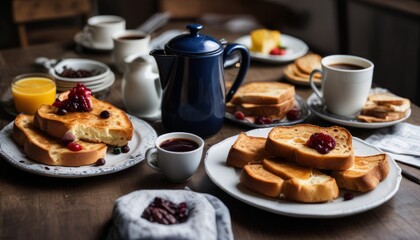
[13,87,133,167]
[226,81,295,121]
[226,125,390,203]
[357,92,410,123]
[284,54,322,85]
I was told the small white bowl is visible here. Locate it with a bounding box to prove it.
[49,58,110,83]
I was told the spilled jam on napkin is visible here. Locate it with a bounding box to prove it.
[142,197,189,225]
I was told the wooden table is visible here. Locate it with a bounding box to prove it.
[1,23,419,240]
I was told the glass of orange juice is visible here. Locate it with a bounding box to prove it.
[11,73,56,115]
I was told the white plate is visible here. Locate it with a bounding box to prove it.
[74,31,113,51]
[57,72,115,93]
[204,128,402,218]
[307,93,411,129]
[235,34,309,63]
[0,115,157,178]
[225,95,310,128]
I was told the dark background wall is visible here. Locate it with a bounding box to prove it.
[1,0,419,105]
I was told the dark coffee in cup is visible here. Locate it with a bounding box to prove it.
[328,63,365,70]
[118,35,146,40]
[160,138,199,152]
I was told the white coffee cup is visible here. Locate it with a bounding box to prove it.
[112,30,151,73]
[84,15,126,48]
[309,55,374,117]
[146,132,204,182]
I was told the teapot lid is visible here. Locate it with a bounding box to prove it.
[166,24,223,55]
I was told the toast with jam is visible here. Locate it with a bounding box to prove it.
[13,114,107,166]
[34,87,133,147]
[265,124,354,170]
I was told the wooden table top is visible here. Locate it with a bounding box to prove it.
[0,22,419,240]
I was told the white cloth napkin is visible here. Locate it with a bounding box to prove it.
[107,189,233,240]
[365,122,420,168]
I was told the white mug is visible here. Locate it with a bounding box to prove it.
[112,30,151,73]
[84,15,126,48]
[146,132,204,182]
[309,55,374,117]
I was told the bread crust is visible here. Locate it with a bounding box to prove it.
[13,114,107,166]
[265,124,354,170]
[34,94,133,146]
[226,133,270,168]
[229,97,294,118]
[331,154,390,192]
[283,176,339,203]
[230,82,295,105]
[240,164,284,198]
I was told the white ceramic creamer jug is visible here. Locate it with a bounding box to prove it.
[122,54,161,120]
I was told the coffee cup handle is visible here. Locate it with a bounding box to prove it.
[145,148,161,172]
[309,69,324,103]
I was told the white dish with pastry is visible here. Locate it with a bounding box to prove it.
[204,125,402,218]
[235,29,308,63]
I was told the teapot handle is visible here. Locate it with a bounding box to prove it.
[223,43,250,103]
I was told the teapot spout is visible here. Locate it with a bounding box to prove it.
[150,49,175,89]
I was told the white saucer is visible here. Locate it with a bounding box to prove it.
[74,32,113,51]
[307,92,411,129]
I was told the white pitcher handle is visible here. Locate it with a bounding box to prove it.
[309,69,324,103]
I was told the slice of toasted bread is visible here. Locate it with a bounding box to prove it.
[331,154,390,192]
[230,82,295,105]
[228,97,294,118]
[34,94,133,146]
[295,54,322,74]
[357,114,406,123]
[262,158,339,202]
[265,124,354,170]
[13,114,107,166]
[367,92,409,106]
[226,133,271,168]
[249,29,280,54]
[240,164,284,197]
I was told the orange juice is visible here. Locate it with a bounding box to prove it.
[11,74,56,115]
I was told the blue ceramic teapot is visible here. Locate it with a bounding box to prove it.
[150,24,250,137]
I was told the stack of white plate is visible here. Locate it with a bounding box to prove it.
[49,58,115,96]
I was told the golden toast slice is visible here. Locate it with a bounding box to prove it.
[240,164,284,198]
[240,159,339,202]
[34,94,133,146]
[226,133,271,168]
[230,82,295,105]
[13,114,107,166]
[263,158,339,203]
[227,97,294,118]
[295,53,322,74]
[265,124,354,170]
[331,154,390,192]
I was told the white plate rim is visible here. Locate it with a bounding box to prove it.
[204,127,402,218]
[307,93,411,129]
[235,34,309,63]
[0,115,157,178]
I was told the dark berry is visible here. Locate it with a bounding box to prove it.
[255,116,273,125]
[234,111,246,120]
[53,98,62,108]
[121,145,130,153]
[56,108,67,116]
[141,197,189,225]
[100,110,110,119]
[113,147,122,154]
[306,133,336,154]
[95,158,106,166]
[343,192,354,201]
[67,142,82,151]
[286,108,300,121]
